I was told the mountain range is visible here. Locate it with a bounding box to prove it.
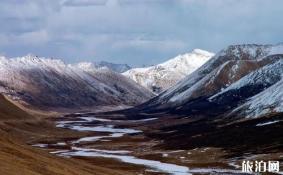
[0,55,153,110]
[127,44,283,121]
[98,44,283,160]
[1,43,283,175]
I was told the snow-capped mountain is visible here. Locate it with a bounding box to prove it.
[123,49,214,94]
[156,44,283,103]
[133,44,283,120]
[95,61,131,73]
[73,61,131,73]
[0,55,153,109]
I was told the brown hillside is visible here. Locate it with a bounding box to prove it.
[0,94,34,121]
[0,94,129,175]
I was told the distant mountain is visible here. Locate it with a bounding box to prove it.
[0,55,153,110]
[95,61,131,73]
[123,49,214,94]
[74,61,131,73]
[131,44,283,120]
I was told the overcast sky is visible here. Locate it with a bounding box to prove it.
[0,0,283,66]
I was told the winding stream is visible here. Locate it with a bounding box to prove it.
[33,114,245,175]
[55,116,191,175]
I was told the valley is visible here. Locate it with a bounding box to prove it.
[1,0,283,174]
[29,111,283,175]
[1,44,283,175]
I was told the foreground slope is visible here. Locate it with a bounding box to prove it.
[0,55,153,110]
[123,49,214,94]
[0,95,33,120]
[0,94,127,175]
[0,132,126,175]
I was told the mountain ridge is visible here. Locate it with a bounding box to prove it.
[0,55,153,110]
[123,49,214,94]
[120,44,283,122]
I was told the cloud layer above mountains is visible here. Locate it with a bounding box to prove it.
[0,0,283,66]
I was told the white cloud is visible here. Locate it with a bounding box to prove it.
[0,30,49,47]
[62,0,108,6]
[0,0,283,66]
[112,38,186,51]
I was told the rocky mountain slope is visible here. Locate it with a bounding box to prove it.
[0,55,153,110]
[130,44,283,120]
[123,49,214,94]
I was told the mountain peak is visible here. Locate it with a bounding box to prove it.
[22,54,40,62]
[123,49,214,94]
[74,62,97,72]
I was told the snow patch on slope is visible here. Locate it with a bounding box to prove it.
[243,79,283,118]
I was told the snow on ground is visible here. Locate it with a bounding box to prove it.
[79,116,112,122]
[38,113,248,175]
[58,147,191,175]
[32,144,48,148]
[72,133,124,144]
[32,142,67,148]
[72,147,131,154]
[256,120,281,127]
[56,147,245,175]
[64,124,142,133]
[52,115,191,175]
[79,116,158,123]
[244,79,283,118]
